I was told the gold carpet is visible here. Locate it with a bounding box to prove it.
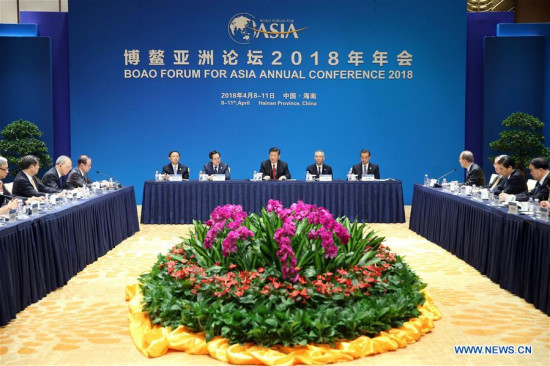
[1,207,548,365]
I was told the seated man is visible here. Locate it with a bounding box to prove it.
[202,150,230,180]
[306,150,333,179]
[12,155,49,197]
[67,155,93,189]
[510,157,549,202]
[351,149,380,179]
[0,156,18,213]
[259,147,291,180]
[42,155,72,192]
[459,150,486,187]
[162,150,189,179]
[487,155,507,194]
[497,155,528,201]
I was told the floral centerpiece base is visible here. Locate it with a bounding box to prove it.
[128,201,441,364]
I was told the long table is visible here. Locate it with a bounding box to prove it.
[0,186,140,326]
[141,180,405,224]
[409,184,549,315]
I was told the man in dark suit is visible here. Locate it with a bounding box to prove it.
[487,155,507,193]
[306,150,333,179]
[0,156,18,214]
[203,150,230,180]
[351,149,380,179]
[459,150,486,187]
[259,147,291,180]
[12,155,51,197]
[67,155,93,189]
[509,157,549,202]
[497,156,528,201]
[42,155,72,192]
[162,150,189,179]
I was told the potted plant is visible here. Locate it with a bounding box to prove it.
[489,112,550,174]
[0,119,52,177]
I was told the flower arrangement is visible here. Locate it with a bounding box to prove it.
[138,200,429,349]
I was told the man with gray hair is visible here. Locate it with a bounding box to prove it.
[42,155,73,192]
[459,150,486,186]
[0,156,18,214]
[306,150,333,179]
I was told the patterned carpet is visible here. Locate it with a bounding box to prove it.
[1,207,548,365]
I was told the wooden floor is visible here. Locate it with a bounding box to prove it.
[1,207,548,365]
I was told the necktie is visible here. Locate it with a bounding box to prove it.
[272,165,276,179]
[363,165,367,175]
[215,166,218,173]
[318,166,321,176]
[534,181,541,194]
[60,176,63,188]
[30,176,38,192]
[491,176,501,189]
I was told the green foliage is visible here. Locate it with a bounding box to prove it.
[489,112,550,171]
[139,211,427,347]
[0,119,52,177]
[185,210,385,275]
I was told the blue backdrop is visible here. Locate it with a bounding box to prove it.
[0,36,53,166]
[69,0,466,204]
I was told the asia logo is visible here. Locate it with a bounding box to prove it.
[228,13,307,44]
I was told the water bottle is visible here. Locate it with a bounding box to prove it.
[534,199,539,217]
[528,197,534,215]
[424,174,429,186]
[155,170,159,181]
[199,170,204,181]
[253,170,257,180]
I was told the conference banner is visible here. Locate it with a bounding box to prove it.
[69,0,466,203]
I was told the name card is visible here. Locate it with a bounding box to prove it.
[212,174,226,181]
[319,174,332,182]
[8,209,16,223]
[168,174,183,181]
[31,203,39,215]
[508,201,519,215]
[56,197,63,206]
[540,207,549,221]
[362,174,375,181]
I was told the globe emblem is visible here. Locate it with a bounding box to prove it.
[228,13,257,44]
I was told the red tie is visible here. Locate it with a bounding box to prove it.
[272,165,276,179]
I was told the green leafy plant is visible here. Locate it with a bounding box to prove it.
[139,201,427,347]
[0,119,52,177]
[489,112,550,172]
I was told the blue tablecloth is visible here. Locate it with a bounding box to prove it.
[409,184,550,315]
[0,186,140,326]
[141,180,405,224]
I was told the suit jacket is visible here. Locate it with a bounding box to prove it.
[488,176,508,195]
[464,163,486,187]
[12,171,46,197]
[502,169,528,195]
[0,180,11,206]
[306,164,333,179]
[162,163,189,179]
[41,166,66,193]
[203,161,230,180]
[351,162,380,180]
[514,174,549,202]
[67,167,92,189]
[259,160,291,180]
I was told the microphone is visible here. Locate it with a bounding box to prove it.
[0,192,27,201]
[430,168,457,188]
[95,171,122,188]
[437,168,457,181]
